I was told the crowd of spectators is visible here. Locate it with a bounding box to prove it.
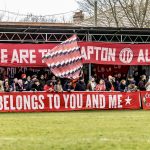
[0,67,150,92]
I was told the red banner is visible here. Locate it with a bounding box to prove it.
[0,43,56,67]
[80,42,150,65]
[140,91,150,110]
[0,92,140,112]
[1,42,150,67]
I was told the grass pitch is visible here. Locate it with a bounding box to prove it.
[0,111,150,150]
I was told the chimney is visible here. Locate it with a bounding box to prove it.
[73,10,84,23]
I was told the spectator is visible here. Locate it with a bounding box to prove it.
[105,75,116,91]
[44,72,49,82]
[0,80,4,92]
[126,75,136,86]
[16,79,24,91]
[95,79,106,91]
[138,75,146,91]
[2,68,150,92]
[54,80,63,92]
[127,82,138,92]
[63,80,74,92]
[72,79,78,89]
[4,81,12,92]
[31,79,43,91]
[11,78,18,91]
[75,77,86,91]
[118,80,127,92]
[145,78,150,91]
[32,75,37,80]
[93,73,98,83]
[133,71,139,85]
[24,76,32,91]
[21,73,27,83]
[117,73,122,82]
[87,77,96,91]
[44,80,54,92]
[39,74,46,89]
[51,75,57,85]
[29,75,38,89]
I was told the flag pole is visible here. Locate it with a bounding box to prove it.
[87,32,92,80]
[88,1,97,80]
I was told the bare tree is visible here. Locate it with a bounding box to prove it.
[118,0,149,27]
[77,0,150,27]
[21,13,58,23]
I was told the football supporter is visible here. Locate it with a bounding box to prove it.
[138,75,147,91]
[63,80,74,92]
[87,77,96,91]
[118,80,127,92]
[75,77,86,91]
[95,79,106,91]
[4,81,12,92]
[145,78,150,91]
[127,81,138,92]
[39,74,46,90]
[105,75,116,91]
[54,80,63,92]
[0,80,4,92]
[0,66,150,92]
[31,79,43,91]
[44,80,54,92]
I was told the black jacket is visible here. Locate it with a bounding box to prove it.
[31,84,43,91]
[63,82,74,91]
[75,81,86,91]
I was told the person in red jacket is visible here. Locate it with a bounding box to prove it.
[95,79,106,91]
[44,80,54,92]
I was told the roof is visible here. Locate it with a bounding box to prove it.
[0,21,150,34]
[0,22,150,43]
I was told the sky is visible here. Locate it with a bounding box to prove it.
[0,0,80,21]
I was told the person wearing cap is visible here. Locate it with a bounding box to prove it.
[21,74,26,79]
[21,74,27,89]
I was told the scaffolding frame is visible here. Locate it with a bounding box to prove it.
[0,32,150,43]
[0,23,150,43]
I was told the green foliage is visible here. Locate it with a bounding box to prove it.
[0,111,149,150]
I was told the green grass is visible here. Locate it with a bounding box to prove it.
[0,111,150,150]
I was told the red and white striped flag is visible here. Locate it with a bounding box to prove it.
[42,34,83,79]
